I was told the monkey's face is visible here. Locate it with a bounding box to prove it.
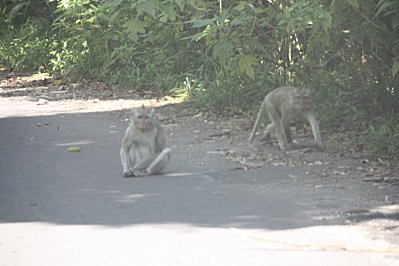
[136,113,152,130]
[291,91,312,111]
[131,106,155,131]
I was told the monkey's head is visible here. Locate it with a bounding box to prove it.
[291,89,313,111]
[131,105,156,131]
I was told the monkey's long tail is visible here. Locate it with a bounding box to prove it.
[249,102,265,142]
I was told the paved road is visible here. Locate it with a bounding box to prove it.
[0,99,398,265]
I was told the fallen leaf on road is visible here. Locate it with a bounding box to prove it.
[67,146,81,152]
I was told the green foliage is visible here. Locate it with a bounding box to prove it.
[1,0,399,156]
[49,0,104,76]
[0,18,53,70]
[362,116,399,157]
[0,0,55,70]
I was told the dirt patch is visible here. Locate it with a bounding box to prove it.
[180,112,399,187]
[0,71,157,101]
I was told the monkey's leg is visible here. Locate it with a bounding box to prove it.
[249,101,266,142]
[147,148,172,175]
[132,158,154,176]
[266,104,287,150]
[133,157,154,171]
[262,123,274,143]
[282,118,293,146]
[305,112,324,149]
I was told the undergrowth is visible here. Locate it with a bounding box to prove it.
[1,0,398,157]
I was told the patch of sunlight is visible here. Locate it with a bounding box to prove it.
[1,222,398,266]
[0,97,182,118]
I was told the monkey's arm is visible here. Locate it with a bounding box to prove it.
[154,125,169,153]
[120,127,135,176]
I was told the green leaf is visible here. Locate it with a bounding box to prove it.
[123,19,146,42]
[239,55,255,80]
[392,60,399,77]
[124,19,146,34]
[230,18,245,26]
[192,18,214,28]
[392,13,399,30]
[233,2,247,11]
[215,10,229,25]
[346,0,359,8]
[174,0,185,11]
[8,2,26,16]
[180,31,210,41]
[322,11,332,32]
[101,0,123,9]
[213,41,233,65]
[161,5,176,21]
[136,1,157,17]
[376,0,398,16]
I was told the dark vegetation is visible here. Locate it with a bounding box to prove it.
[1,0,398,157]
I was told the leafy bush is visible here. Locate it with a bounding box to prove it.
[0,0,398,156]
[0,18,53,71]
[0,0,55,71]
[362,116,399,157]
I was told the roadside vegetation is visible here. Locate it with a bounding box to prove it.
[1,0,398,158]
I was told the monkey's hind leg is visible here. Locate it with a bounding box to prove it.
[249,100,266,142]
[133,157,155,176]
[282,118,293,147]
[147,148,172,175]
[306,112,324,150]
[262,123,274,143]
[266,103,287,150]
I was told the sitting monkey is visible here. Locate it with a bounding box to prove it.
[120,105,171,177]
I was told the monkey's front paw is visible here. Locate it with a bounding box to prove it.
[123,171,135,177]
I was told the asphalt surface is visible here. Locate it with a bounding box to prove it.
[0,99,398,265]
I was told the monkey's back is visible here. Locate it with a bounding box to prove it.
[264,86,296,112]
[265,86,313,117]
